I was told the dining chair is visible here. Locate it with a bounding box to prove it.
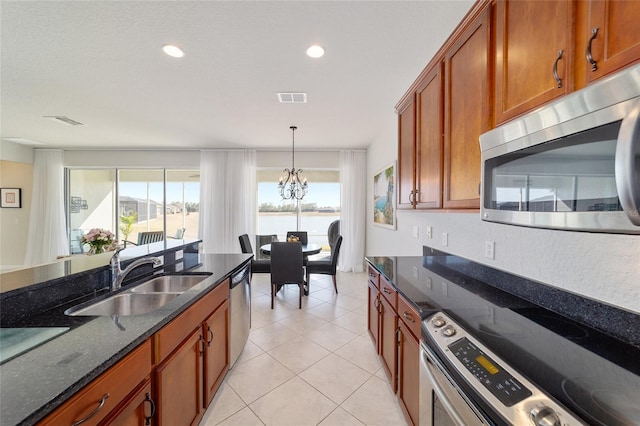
[125,231,164,246]
[305,235,343,294]
[168,228,186,239]
[270,241,304,309]
[239,234,270,276]
[327,220,340,248]
[286,231,308,245]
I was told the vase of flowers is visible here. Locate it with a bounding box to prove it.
[81,228,116,255]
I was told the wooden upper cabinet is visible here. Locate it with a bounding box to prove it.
[584,0,640,84]
[495,0,573,124]
[443,5,491,209]
[415,63,444,209]
[397,96,416,209]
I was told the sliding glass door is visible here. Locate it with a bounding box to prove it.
[66,168,199,253]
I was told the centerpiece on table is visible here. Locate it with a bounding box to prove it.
[81,228,117,255]
[287,235,300,242]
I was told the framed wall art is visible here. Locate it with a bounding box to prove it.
[1,188,22,208]
[373,162,396,230]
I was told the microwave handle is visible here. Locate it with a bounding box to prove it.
[615,98,640,226]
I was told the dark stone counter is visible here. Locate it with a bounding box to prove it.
[0,249,251,426]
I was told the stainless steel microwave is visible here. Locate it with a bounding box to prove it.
[480,64,640,234]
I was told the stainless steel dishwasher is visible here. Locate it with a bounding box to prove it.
[229,264,250,368]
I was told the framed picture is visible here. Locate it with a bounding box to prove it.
[373,162,396,229]
[1,188,22,208]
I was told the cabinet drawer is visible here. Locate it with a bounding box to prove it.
[398,295,420,339]
[40,340,152,426]
[155,279,229,362]
[379,275,397,310]
[367,265,379,289]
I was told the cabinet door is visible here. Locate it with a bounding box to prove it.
[495,0,573,124]
[397,95,416,209]
[443,6,491,208]
[203,300,229,407]
[100,378,155,426]
[379,295,398,393]
[397,320,420,426]
[415,63,444,209]
[367,280,380,352]
[585,0,640,83]
[156,328,204,426]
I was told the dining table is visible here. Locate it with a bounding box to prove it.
[259,242,322,257]
[260,242,322,295]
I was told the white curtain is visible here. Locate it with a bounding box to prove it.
[339,150,366,272]
[199,150,256,253]
[24,149,69,265]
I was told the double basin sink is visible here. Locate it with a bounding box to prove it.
[65,274,212,317]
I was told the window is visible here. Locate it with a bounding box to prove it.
[66,168,199,253]
[256,169,340,252]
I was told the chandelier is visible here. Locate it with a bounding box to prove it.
[278,125,308,200]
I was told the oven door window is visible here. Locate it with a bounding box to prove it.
[485,121,622,212]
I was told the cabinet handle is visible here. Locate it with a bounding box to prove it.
[552,49,564,88]
[586,27,599,71]
[207,326,214,347]
[144,392,156,426]
[396,326,401,346]
[403,312,415,323]
[199,335,205,356]
[383,287,391,294]
[71,393,109,426]
[409,190,414,204]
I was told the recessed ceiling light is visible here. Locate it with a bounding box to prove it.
[306,45,325,58]
[163,44,184,58]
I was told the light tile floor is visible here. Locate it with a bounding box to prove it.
[200,271,408,426]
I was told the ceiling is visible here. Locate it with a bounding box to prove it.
[1,1,473,151]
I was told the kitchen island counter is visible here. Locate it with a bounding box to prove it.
[0,252,251,426]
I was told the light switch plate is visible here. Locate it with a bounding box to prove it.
[426,226,432,239]
[485,241,495,259]
[442,232,448,247]
[413,226,419,238]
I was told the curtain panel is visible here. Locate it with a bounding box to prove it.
[339,150,366,272]
[24,149,69,265]
[199,150,256,253]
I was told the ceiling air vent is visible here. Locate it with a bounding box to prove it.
[43,116,85,126]
[277,92,307,103]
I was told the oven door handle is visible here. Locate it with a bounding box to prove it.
[616,97,640,226]
[421,346,480,426]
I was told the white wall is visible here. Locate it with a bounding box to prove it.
[366,113,640,315]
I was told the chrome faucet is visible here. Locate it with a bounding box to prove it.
[110,246,162,291]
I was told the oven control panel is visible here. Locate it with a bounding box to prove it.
[424,312,586,426]
[448,337,532,406]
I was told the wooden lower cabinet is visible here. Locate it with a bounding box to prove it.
[367,279,380,351]
[101,378,154,426]
[204,299,229,406]
[379,294,398,393]
[156,327,205,426]
[397,320,420,426]
[39,341,153,426]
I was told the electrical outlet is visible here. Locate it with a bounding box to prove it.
[442,232,448,247]
[427,276,433,290]
[485,240,495,259]
[426,226,432,239]
[412,266,419,278]
[413,226,419,238]
[442,282,448,297]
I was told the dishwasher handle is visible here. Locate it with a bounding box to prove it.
[230,265,250,289]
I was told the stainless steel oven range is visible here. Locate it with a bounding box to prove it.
[420,313,583,426]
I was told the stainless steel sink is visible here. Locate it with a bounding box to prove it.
[65,293,180,316]
[129,274,210,294]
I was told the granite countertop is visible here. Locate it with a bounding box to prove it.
[0,253,252,426]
